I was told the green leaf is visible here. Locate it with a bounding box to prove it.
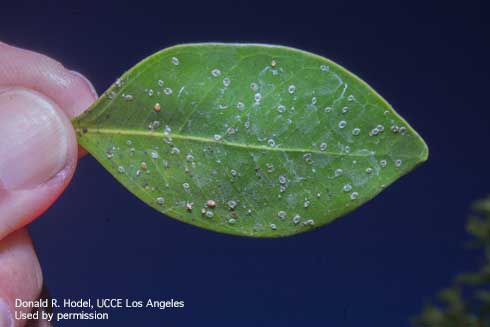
[72,43,428,237]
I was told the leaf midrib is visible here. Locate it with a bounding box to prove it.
[76,127,376,157]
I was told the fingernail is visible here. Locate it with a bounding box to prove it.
[0,88,70,190]
[0,298,13,327]
[69,70,98,99]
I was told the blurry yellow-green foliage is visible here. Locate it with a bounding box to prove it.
[413,196,490,327]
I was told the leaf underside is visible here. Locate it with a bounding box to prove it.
[73,43,428,237]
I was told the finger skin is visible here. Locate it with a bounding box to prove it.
[0,41,96,326]
[0,41,97,158]
[0,229,43,327]
[0,41,97,118]
[0,89,78,240]
[0,41,97,238]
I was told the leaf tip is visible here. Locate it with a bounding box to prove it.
[418,138,429,164]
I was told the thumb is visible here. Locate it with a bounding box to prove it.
[0,87,78,239]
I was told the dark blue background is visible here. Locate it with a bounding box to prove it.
[2,0,489,325]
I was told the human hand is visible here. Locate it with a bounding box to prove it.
[0,41,97,326]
